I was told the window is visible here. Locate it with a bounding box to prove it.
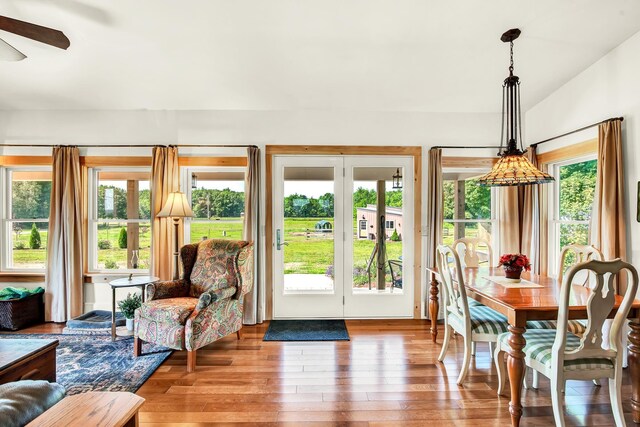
[183,168,245,244]
[549,157,597,277]
[442,176,495,263]
[88,168,151,272]
[1,168,51,270]
[385,220,395,229]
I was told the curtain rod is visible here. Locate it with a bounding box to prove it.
[430,146,502,150]
[530,117,623,148]
[0,143,259,148]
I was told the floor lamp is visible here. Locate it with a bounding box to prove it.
[157,191,194,280]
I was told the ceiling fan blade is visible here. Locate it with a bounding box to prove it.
[0,37,26,61]
[0,15,70,50]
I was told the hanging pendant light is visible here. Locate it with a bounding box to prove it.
[478,28,554,187]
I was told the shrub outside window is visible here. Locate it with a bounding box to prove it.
[2,168,51,270]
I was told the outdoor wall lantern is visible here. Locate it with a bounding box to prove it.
[392,168,403,189]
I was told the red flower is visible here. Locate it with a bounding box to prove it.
[499,253,531,271]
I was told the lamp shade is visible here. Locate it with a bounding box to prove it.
[157,191,194,218]
[477,153,554,187]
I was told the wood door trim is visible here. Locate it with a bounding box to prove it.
[265,145,422,320]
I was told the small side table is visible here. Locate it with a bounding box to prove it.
[107,276,158,341]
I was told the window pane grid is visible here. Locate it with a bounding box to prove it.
[4,169,51,270]
[90,168,151,272]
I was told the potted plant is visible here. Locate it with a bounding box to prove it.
[498,253,531,281]
[117,293,142,331]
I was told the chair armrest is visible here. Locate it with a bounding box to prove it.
[194,286,237,311]
[146,279,190,301]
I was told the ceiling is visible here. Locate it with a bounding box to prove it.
[1,0,640,112]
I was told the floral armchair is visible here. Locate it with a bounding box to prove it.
[134,239,253,372]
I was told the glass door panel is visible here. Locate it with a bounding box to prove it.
[273,156,344,318]
[351,168,404,295]
[283,167,335,293]
[343,157,414,318]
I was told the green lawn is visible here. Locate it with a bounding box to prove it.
[11,218,403,280]
[282,218,402,288]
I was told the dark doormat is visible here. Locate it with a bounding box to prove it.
[263,319,350,341]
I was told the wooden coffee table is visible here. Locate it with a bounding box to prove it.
[27,392,145,427]
[0,338,58,384]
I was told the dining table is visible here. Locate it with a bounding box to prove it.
[426,265,640,427]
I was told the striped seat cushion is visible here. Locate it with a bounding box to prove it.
[526,319,587,336]
[448,305,509,336]
[467,298,484,308]
[498,329,613,372]
[457,297,484,308]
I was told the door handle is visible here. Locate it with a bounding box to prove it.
[276,229,288,250]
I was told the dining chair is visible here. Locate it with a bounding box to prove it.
[452,237,492,355]
[453,237,494,268]
[525,244,604,387]
[558,244,603,284]
[494,259,639,427]
[436,244,510,385]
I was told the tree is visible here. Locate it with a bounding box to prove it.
[29,223,41,249]
[353,187,376,216]
[139,189,151,219]
[97,185,127,219]
[318,193,334,217]
[118,227,127,249]
[385,190,403,207]
[11,181,51,225]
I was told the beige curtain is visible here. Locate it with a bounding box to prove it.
[497,148,546,267]
[497,186,522,255]
[533,160,550,275]
[151,146,180,280]
[45,146,83,322]
[520,147,549,274]
[426,148,443,269]
[242,147,261,324]
[591,119,627,293]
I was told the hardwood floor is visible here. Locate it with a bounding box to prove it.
[15,320,636,426]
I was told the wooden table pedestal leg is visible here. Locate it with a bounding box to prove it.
[507,325,526,427]
[628,321,640,423]
[429,273,439,342]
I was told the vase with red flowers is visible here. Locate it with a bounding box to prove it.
[498,253,531,281]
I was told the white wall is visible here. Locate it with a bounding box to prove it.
[0,109,501,318]
[526,30,640,267]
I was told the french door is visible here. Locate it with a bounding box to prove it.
[272,155,414,318]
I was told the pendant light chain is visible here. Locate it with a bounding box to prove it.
[509,41,514,76]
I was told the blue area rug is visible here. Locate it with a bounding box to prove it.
[263,320,350,341]
[0,334,171,395]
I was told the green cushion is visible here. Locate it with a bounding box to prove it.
[498,329,614,372]
[526,319,587,336]
[448,305,509,335]
[0,380,66,427]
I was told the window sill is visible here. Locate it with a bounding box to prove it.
[0,273,46,283]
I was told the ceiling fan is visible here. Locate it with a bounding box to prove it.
[0,15,70,61]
